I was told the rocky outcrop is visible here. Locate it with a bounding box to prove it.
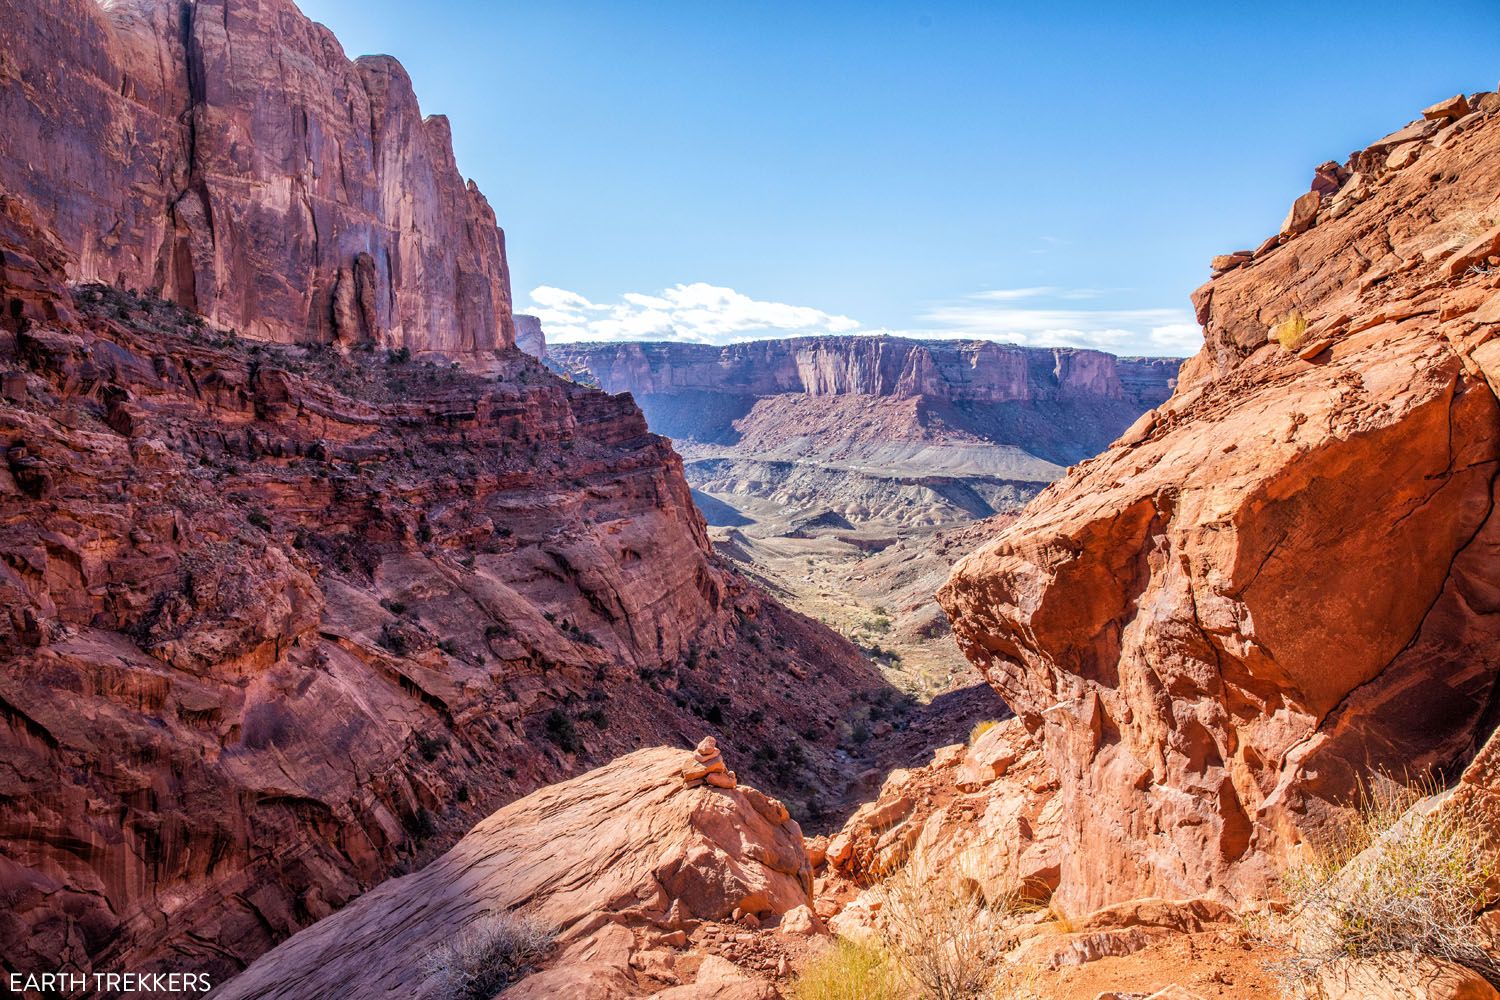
[0,198,887,983]
[818,719,1062,909]
[940,89,1500,914]
[515,313,547,359]
[0,0,514,363]
[213,747,809,999]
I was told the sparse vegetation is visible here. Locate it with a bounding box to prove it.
[880,856,1018,1000]
[414,731,450,762]
[421,912,554,999]
[794,938,901,1000]
[968,719,1000,745]
[1270,312,1309,352]
[379,623,412,655]
[1268,777,1498,997]
[542,708,582,754]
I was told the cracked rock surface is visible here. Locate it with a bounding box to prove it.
[939,89,1500,915]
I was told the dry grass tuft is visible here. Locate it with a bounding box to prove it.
[421,912,554,999]
[1268,777,1499,997]
[881,856,1018,1000]
[1270,313,1309,352]
[794,937,902,1000]
[968,719,1001,745]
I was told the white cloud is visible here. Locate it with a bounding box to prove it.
[529,282,862,346]
[527,282,1200,356]
[905,292,1201,356]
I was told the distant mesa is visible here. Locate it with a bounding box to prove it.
[550,335,1180,530]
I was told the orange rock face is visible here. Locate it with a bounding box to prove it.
[0,0,514,362]
[940,95,1500,913]
[0,195,884,981]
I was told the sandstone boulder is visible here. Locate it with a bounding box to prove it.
[1316,956,1499,1000]
[1424,94,1473,121]
[212,748,809,999]
[1280,190,1322,236]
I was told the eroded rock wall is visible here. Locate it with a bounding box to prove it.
[0,0,513,361]
[940,90,1500,913]
[0,196,882,982]
[549,337,1177,408]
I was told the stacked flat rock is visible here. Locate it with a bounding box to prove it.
[682,736,737,789]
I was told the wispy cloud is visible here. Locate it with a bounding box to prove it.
[530,283,861,345]
[526,282,1200,356]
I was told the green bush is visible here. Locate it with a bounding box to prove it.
[543,709,581,754]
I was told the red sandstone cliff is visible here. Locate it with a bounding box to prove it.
[940,89,1500,915]
[0,0,514,363]
[549,337,1176,459]
[0,192,887,983]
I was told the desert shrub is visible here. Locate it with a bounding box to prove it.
[881,856,1017,1000]
[414,731,449,762]
[1270,312,1309,351]
[793,937,900,1000]
[968,719,1001,745]
[542,709,581,754]
[1270,778,1499,996]
[379,623,411,655]
[421,912,554,999]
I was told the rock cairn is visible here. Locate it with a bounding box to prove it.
[683,736,737,789]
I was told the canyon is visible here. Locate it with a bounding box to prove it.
[3,0,1500,996]
[0,0,1001,989]
[215,86,1500,998]
[549,338,1177,693]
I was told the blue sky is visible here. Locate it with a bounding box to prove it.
[295,0,1500,356]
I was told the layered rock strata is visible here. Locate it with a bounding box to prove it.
[0,196,884,983]
[550,337,1179,530]
[0,0,514,363]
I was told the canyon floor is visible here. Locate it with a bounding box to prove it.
[703,502,1011,697]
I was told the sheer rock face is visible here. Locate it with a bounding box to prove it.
[940,94,1500,914]
[0,200,882,981]
[551,337,1179,528]
[550,337,1177,409]
[0,0,514,362]
[515,314,547,359]
[213,748,809,1000]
